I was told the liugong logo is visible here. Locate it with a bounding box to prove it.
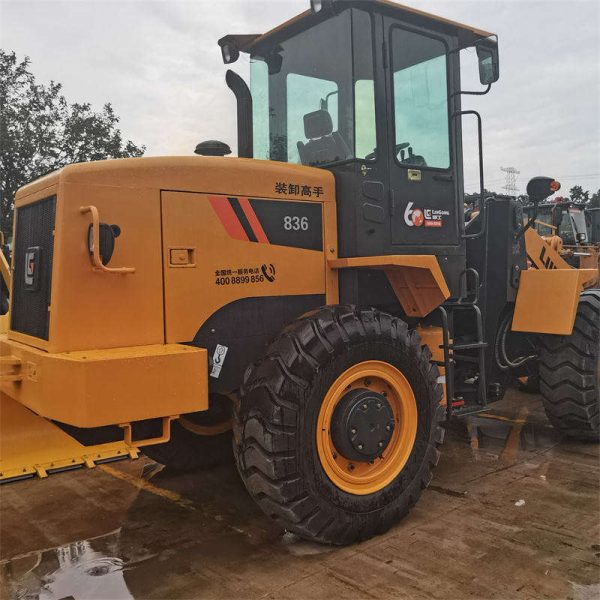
[404,202,448,228]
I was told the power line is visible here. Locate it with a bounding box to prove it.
[464,173,600,191]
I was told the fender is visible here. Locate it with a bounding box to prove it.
[328,255,450,317]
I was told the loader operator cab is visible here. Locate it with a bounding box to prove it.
[219,0,499,298]
[530,201,589,246]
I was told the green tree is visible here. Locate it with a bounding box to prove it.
[568,185,590,203]
[590,189,600,209]
[0,51,145,238]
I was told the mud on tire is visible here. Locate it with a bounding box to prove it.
[233,305,445,545]
[539,289,600,441]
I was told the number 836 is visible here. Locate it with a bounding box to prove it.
[283,216,309,231]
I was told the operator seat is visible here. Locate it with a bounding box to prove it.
[297,109,351,166]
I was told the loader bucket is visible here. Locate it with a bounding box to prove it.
[0,392,139,483]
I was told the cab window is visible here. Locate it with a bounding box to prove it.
[250,9,376,167]
[391,28,450,169]
[287,74,339,165]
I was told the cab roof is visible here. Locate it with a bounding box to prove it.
[219,0,494,57]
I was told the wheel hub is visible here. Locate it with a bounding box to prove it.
[330,388,395,462]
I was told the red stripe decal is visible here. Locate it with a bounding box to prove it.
[209,196,248,241]
[239,197,269,244]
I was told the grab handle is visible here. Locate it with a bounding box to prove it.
[80,206,135,274]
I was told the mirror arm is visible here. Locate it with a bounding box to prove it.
[453,83,491,98]
[80,206,135,274]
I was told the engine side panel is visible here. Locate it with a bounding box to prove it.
[161,191,329,343]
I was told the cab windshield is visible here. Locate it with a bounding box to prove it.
[250,9,376,166]
[560,208,588,244]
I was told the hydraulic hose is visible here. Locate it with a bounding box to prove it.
[494,311,537,371]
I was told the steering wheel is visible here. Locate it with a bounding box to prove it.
[364,142,411,162]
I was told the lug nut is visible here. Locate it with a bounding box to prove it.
[364,379,371,386]
[376,402,382,409]
[351,427,357,435]
[386,425,391,431]
[348,463,355,471]
[332,452,337,459]
[362,403,368,410]
[357,443,364,450]
[378,441,384,447]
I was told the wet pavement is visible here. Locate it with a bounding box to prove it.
[1,389,599,599]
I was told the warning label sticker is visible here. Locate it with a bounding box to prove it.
[210,344,229,379]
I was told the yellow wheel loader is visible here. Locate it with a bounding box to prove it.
[517,200,599,393]
[1,0,598,545]
[522,200,598,283]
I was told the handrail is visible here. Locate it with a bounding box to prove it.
[0,248,10,289]
[79,206,135,274]
[453,109,487,240]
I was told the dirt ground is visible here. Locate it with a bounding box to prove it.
[1,389,599,600]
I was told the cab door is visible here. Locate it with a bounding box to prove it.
[384,20,461,249]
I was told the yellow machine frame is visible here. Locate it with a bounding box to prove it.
[0,156,454,481]
[512,228,597,335]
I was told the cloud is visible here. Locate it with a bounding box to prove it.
[1,0,598,194]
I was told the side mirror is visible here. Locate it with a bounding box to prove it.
[220,42,239,65]
[526,176,561,204]
[310,0,333,13]
[476,39,500,85]
[87,223,120,265]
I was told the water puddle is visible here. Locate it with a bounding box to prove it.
[570,581,600,600]
[4,538,132,600]
[444,403,562,465]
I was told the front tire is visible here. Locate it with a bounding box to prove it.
[539,289,600,440]
[233,306,444,545]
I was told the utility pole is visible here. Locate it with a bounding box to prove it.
[501,166,520,196]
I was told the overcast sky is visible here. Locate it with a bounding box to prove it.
[1,0,598,194]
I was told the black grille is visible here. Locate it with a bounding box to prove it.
[11,196,56,340]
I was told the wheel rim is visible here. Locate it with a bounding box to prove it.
[316,360,418,495]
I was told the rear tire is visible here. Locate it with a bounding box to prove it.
[539,289,600,441]
[233,306,445,545]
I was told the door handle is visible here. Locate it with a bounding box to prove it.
[390,189,396,216]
